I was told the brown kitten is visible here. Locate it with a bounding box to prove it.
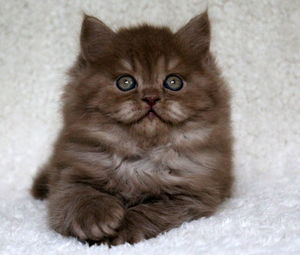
[31,11,233,246]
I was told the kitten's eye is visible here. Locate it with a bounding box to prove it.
[163,74,184,91]
[116,75,137,91]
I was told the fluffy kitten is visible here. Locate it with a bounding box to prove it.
[31,11,233,246]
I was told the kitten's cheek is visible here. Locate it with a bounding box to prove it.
[112,103,145,123]
[158,103,189,123]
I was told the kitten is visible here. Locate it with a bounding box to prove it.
[31,11,233,246]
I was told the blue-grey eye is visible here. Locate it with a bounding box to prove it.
[163,74,184,91]
[116,75,137,91]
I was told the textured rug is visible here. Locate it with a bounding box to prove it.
[0,0,299,254]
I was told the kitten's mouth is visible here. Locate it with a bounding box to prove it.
[135,107,165,123]
[138,108,162,122]
[146,109,158,120]
[147,109,159,120]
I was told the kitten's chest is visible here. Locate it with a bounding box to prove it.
[109,144,210,201]
[111,145,180,198]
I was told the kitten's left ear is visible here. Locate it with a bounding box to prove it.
[80,15,115,62]
[176,11,210,55]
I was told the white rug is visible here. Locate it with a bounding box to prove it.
[1,0,299,254]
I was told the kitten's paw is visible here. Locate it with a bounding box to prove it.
[31,166,50,200]
[51,195,125,242]
[72,198,124,241]
[110,210,148,245]
[110,228,145,246]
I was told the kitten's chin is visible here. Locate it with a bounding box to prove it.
[131,115,169,138]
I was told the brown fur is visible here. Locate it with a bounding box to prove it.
[31,11,233,246]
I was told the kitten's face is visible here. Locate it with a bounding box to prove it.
[74,14,216,137]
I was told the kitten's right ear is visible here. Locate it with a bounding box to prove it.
[176,11,210,56]
[80,15,115,62]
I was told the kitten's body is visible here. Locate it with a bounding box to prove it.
[32,12,233,245]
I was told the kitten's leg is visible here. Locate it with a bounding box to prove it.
[111,193,219,245]
[31,165,50,200]
[48,183,125,242]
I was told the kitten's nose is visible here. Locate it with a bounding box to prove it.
[142,96,160,107]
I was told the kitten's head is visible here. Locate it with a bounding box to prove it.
[67,12,226,137]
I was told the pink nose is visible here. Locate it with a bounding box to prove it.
[142,96,160,107]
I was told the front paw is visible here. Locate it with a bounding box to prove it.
[110,228,146,246]
[50,195,125,242]
[110,209,150,245]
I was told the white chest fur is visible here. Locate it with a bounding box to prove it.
[76,124,215,195]
[112,143,215,196]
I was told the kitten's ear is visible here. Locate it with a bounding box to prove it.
[176,11,210,55]
[80,15,115,62]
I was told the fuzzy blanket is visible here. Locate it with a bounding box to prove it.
[1,0,299,254]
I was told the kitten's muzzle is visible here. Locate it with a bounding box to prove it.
[142,96,160,107]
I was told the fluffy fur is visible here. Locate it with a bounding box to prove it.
[31,11,233,245]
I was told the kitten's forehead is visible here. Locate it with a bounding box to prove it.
[114,25,185,77]
[118,56,181,78]
[119,59,134,73]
